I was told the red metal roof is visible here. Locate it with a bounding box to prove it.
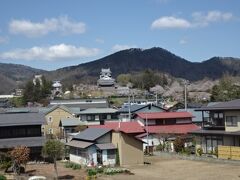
[136,111,193,120]
[144,124,200,134]
[89,122,145,134]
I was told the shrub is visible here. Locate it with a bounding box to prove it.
[156,144,164,151]
[96,167,104,174]
[103,168,130,175]
[182,147,191,155]
[0,175,6,180]
[64,162,81,170]
[197,147,203,156]
[173,137,185,153]
[214,147,218,157]
[87,168,97,176]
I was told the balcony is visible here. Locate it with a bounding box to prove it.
[203,117,225,130]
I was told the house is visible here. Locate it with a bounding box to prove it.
[44,105,77,137]
[90,122,145,165]
[134,111,199,151]
[0,108,46,159]
[190,99,240,155]
[76,108,118,125]
[59,118,87,140]
[67,128,116,166]
[118,104,166,122]
[177,108,203,126]
[49,98,109,109]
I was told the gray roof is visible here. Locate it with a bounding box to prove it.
[45,105,73,115]
[0,111,46,127]
[189,129,240,136]
[118,104,150,113]
[49,99,109,109]
[67,140,93,149]
[60,118,86,127]
[0,136,46,148]
[178,108,202,122]
[77,108,118,115]
[96,143,116,150]
[196,99,240,111]
[73,128,111,141]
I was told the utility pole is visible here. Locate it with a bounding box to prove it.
[146,113,149,154]
[184,81,188,111]
[128,88,131,121]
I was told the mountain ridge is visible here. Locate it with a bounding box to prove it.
[0,47,240,93]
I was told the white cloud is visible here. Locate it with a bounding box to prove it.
[151,11,234,29]
[9,16,86,37]
[151,16,191,29]
[96,38,105,44]
[179,39,187,45]
[0,44,99,61]
[192,11,233,27]
[112,44,138,51]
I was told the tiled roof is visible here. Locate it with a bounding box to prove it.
[45,105,73,115]
[67,140,93,149]
[177,109,202,122]
[77,108,118,115]
[118,104,166,113]
[145,124,200,134]
[60,118,86,127]
[89,122,145,134]
[136,111,193,120]
[0,111,46,127]
[95,143,116,150]
[0,136,46,148]
[196,99,240,111]
[73,128,112,141]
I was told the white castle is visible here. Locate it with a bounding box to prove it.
[97,68,115,87]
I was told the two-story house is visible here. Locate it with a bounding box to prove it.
[0,109,46,159]
[76,108,118,125]
[118,104,166,122]
[190,99,240,154]
[67,128,116,166]
[134,111,199,151]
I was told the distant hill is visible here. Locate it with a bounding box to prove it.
[47,47,240,85]
[1,47,240,93]
[0,63,46,94]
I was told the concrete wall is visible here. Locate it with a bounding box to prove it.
[45,107,73,136]
[225,111,240,132]
[112,132,143,166]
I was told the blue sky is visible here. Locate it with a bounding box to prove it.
[0,0,239,70]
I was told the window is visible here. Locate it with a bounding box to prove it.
[226,116,238,127]
[48,128,53,134]
[107,114,111,119]
[95,115,99,120]
[48,116,53,123]
[107,149,116,159]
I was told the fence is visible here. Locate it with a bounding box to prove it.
[218,145,240,160]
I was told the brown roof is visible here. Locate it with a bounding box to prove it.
[67,140,93,149]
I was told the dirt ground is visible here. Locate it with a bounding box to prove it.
[2,156,240,179]
[0,162,87,180]
[99,156,240,180]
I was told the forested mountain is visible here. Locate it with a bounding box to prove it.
[1,47,240,93]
